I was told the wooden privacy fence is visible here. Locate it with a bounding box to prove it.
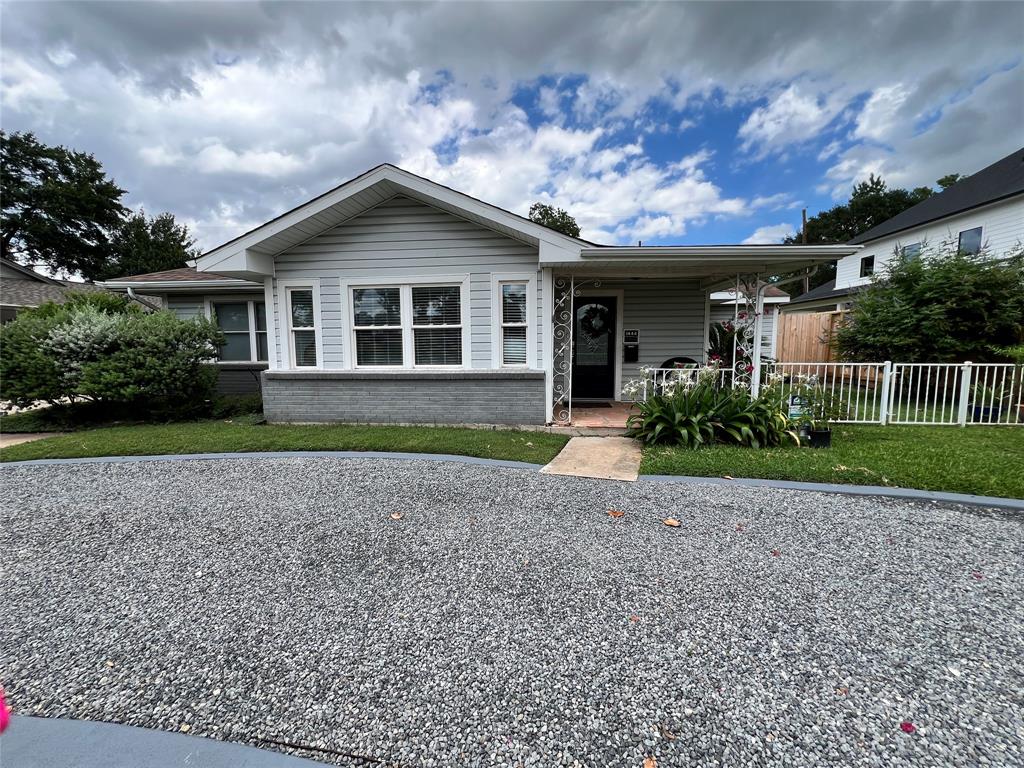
[776,311,845,363]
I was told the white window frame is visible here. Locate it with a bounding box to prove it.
[957,226,983,255]
[340,275,471,370]
[277,279,323,370]
[203,296,269,364]
[490,273,537,368]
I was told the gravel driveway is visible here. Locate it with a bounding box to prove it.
[2,457,1021,767]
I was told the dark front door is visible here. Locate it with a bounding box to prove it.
[572,296,617,400]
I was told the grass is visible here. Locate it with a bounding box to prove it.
[640,425,1024,499]
[0,417,569,465]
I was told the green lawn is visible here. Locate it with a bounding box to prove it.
[641,425,1024,499]
[0,418,569,465]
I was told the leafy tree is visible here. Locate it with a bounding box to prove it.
[834,245,1024,363]
[528,202,580,238]
[937,173,965,190]
[1,131,127,280]
[99,209,199,280]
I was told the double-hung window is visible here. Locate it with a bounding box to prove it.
[352,287,403,366]
[350,282,464,367]
[287,288,318,367]
[411,286,462,366]
[859,255,875,278]
[500,283,529,366]
[958,227,982,255]
[211,300,268,362]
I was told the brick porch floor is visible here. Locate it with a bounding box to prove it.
[569,401,633,428]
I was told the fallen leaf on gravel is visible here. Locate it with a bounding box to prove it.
[972,571,984,580]
[835,686,849,695]
[765,732,776,742]
[735,523,745,532]
[658,723,676,741]
[771,549,781,557]
[608,509,626,518]
[722,475,734,480]
[179,724,191,733]
[900,721,916,734]
[663,518,681,527]
[643,758,657,768]
[629,615,640,623]
[389,512,403,520]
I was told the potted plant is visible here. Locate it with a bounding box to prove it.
[793,377,848,448]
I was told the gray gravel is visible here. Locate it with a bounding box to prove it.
[1,458,1022,767]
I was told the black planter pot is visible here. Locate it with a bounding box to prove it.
[970,404,1002,421]
[808,428,832,449]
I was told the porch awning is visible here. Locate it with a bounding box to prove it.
[542,244,861,281]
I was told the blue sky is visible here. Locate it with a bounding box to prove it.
[2,1,1022,249]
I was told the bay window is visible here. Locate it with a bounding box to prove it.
[210,300,268,363]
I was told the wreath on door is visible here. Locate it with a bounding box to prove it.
[578,304,610,340]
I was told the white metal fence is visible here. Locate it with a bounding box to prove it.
[642,361,1023,426]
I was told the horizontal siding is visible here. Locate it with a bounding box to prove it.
[836,196,1024,289]
[272,195,542,370]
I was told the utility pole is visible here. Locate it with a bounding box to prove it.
[801,208,809,295]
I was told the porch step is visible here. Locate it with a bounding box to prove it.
[540,436,642,482]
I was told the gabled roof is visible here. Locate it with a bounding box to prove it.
[196,164,589,276]
[850,147,1024,245]
[0,257,64,285]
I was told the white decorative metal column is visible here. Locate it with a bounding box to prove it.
[550,275,603,424]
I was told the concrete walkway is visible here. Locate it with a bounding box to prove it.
[1,715,325,767]
[0,432,62,448]
[540,435,642,481]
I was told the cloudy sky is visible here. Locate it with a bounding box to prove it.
[2,1,1022,250]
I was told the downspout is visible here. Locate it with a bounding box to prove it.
[751,266,818,396]
[126,287,162,312]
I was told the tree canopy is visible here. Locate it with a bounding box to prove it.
[528,202,581,238]
[98,210,199,281]
[834,244,1024,363]
[1,131,127,279]
[1,131,199,282]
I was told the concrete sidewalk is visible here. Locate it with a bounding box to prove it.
[1,716,325,768]
[540,436,642,481]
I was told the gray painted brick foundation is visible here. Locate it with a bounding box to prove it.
[262,370,546,425]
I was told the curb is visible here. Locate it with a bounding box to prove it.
[2,450,1018,511]
[3,715,323,767]
[0,450,544,471]
[640,474,1024,511]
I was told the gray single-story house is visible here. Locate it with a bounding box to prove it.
[103,165,858,424]
[1,257,111,324]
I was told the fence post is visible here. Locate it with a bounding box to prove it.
[879,361,892,424]
[956,361,973,427]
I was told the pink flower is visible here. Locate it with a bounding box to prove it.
[900,721,916,734]
[746,364,754,373]
[738,312,747,320]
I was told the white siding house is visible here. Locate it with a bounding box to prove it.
[835,195,1024,292]
[104,165,859,424]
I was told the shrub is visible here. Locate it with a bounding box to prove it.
[627,381,797,448]
[0,303,222,417]
[835,244,1024,363]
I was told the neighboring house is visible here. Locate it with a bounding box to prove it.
[99,267,268,395]
[107,164,858,424]
[0,257,110,323]
[708,284,789,359]
[788,147,1024,312]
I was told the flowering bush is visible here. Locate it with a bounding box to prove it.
[0,299,222,417]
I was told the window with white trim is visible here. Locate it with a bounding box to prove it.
[287,288,318,367]
[350,283,463,367]
[211,300,268,362]
[411,285,462,366]
[500,282,528,366]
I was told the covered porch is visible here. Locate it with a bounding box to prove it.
[543,244,858,425]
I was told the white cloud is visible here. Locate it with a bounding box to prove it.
[742,223,796,244]
[738,84,846,157]
[853,83,911,143]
